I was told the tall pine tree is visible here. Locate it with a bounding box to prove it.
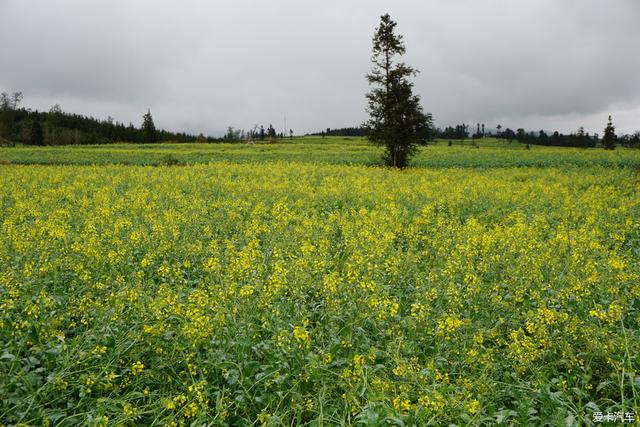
[142,109,157,144]
[364,14,432,168]
[602,115,616,150]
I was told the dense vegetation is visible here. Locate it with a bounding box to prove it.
[3,92,638,150]
[2,137,639,169]
[307,128,367,138]
[0,93,204,146]
[1,142,639,425]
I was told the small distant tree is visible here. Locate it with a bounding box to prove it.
[289,129,293,139]
[48,104,63,127]
[0,91,23,143]
[267,124,276,139]
[602,115,616,150]
[0,93,9,141]
[576,126,587,148]
[456,124,468,139]
[503,128,515,143]
[538,130,549,145]
[226,126,236,141]
[259,125,265,141]
[474,123,481,139]
[142,109,157,143]
[30,120,44,146]
[0,92,10,111]
[364,14,432,168]
[11,92,23,110]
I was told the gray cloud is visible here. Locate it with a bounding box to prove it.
[1,0,639,135]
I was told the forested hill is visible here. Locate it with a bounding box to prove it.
[0,105,208,146]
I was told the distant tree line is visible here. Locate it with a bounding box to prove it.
[308,127,368,137]
[434,124,470,140]
[619,132,640,148]
[511,128,598,148]
[3,91,638,149]
[432,120,640,149]
[308,121,640,150]
[0,91,213,146]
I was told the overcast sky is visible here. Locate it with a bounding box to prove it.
[1,0,639,136]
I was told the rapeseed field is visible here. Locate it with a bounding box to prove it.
[1,153,638,425]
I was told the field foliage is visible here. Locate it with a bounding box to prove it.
[0,143,639,425]
[2,137,640,169]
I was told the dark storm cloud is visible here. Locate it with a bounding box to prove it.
[1,0,639,135]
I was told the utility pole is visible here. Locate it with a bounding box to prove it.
[284,115,287,137]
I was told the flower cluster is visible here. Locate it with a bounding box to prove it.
[0,155,638,424]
